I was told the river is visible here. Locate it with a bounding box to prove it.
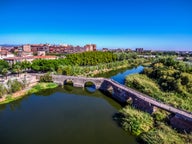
[0,66,143,144]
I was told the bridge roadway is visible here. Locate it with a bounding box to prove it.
[35,74,192,121]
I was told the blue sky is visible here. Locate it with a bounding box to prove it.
[0,0,192,50]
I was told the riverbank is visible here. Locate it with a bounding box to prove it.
[90,64,131,77]
[114,105,192,144]
[0,82,58,105]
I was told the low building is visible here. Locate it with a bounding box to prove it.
[37,51,46,56]
[23,44,31,52]
[17,51,33,57]
[4,55,57,65]
[0,49,15,59]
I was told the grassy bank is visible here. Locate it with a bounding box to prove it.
[0,83,58,105]
[27,83,58,94]
[114,105,192,144]
[125,74,192,112]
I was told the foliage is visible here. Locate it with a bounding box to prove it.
[0,60,9,73]
[7,79,25,93]
[0,84,7,98]
[40,73,53,82]
[1,68,9,79]
[20,60,31,71]
[138,122,192,144]
[28,83,58,94]
[125,74,192,111]
[65,51,117,66]
[114,106,153,136]
[31,59,57,72]
[115,105,192,144]
[115,52,137,60]
[12,64,22,77]
[152,109,169,122]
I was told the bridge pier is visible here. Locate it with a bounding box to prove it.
[170,114,192,132]
[132,98,157,114]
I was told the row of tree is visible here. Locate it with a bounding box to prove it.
[0,51,143,77]
[143,57,192,97]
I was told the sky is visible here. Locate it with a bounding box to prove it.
[0,0,192,50]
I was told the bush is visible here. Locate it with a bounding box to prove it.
[40,73,53,82]
[114,106,153,136]
[7,79,24,93]
[138,122,190,144]
[125,74,192,111]
[0,84,7,98]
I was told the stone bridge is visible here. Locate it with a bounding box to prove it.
[36,74,192,132]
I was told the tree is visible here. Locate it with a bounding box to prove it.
[0,84,7,98]
[1,68,9,79]
[21,61,31,71]
[0,60,9,73]
[13,65,22,77]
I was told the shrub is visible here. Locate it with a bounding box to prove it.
[40,73,53,82]
[138,122,189,144]
[114,106,153,136]
[0,84,7,98]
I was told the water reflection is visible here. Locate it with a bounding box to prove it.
[111,66,144,84]
[0,87,137,144]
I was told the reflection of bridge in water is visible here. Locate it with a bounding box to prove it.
[36,74,192,132]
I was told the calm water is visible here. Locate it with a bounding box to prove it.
[111,66,144,84]
[95,66,144,85]
[0,66,143,144]
[0,86,137,144]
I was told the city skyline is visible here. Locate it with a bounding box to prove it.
[0,0,192,51]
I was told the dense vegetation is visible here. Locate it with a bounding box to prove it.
[0,79,25,98]
[65,51,117,65]
[125,57,192,111]
[121,57,192,143]
[0,51,149,77]
[114,106,153,136]
[27,83,58,94]
[114,105,192,144]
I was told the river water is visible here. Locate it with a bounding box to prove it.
[0,66,143,144]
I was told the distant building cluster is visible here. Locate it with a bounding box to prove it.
[11,43,96,55]
[102,48,132,52]
[0,43,97,64]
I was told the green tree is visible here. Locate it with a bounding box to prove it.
[1,68,9,79]
[0,84,7,98]
[21,61,31,71]
[13,65,22,77]
[0,60,9,73]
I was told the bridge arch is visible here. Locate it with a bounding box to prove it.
[84,81,97,88]
[64,79,74,86]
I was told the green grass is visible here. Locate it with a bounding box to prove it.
[115,105,192,144]
[28,83,58,94]
[138,122,192,144]
[125,74,192,112]
[0,83,58,105]
[0,95,23,105]
[114,105,154,136]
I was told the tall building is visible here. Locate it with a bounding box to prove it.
[23,44,31,52]
[84,44,97,51]
[136,48,144,53]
